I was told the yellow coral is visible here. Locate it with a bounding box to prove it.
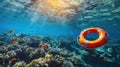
[45,53,52,62]
[26,58,44,67]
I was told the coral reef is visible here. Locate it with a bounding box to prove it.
[0,32,120,67]
[26,53,64,67]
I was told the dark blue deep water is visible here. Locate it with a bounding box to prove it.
[0,0,120,67]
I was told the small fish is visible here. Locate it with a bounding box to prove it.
[41,45,47,49]
[19,38,24,41]
[11,58,17,61]
[10,30,14,33]
[12,41,18,45]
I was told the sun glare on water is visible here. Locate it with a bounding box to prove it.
[32,0,82,18]
[0,0,84,23]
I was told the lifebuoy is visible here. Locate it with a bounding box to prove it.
[78,28,109,49]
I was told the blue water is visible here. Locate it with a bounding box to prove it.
[0,7,75,38]
[0,0,120,40]
[0,6,120,40]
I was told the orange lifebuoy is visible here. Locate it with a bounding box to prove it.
[78,28,109,49]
